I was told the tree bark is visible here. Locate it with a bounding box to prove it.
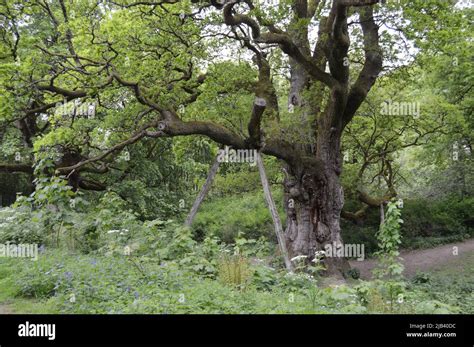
[283,105,351,278]
[284,164,351,278]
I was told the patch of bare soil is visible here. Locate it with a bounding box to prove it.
[349,238,474,280]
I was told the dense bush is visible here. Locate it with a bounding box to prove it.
[0,206,45,244]
[192,190,284,244]
[341,197,474,255]
[341,224,379,257]
[401,197,474,238]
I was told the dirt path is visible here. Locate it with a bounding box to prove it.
[350,238,474,280]
[0,303,13,314]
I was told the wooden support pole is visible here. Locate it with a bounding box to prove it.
[256,151,293,271]
[184,155,221,227]
[380,203,385,226]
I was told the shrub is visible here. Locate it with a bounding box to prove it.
[341,196,474,254]
[0,207,44,244]
[217,254,253,290]
[192,191,282,243]
[251,264,278,291]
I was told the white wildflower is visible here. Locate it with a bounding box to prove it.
[290,255,308,262]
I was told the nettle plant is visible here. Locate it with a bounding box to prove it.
[373,200,404,279]
[16,176,88,245]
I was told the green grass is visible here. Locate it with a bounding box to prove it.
[0,261,59,313]
[409,251,474,313]
[428,247,474,275]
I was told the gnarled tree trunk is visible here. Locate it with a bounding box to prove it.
[284,128,350,278]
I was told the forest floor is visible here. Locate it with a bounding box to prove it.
[1,238,473,314]
[0,303,12,314]
[350,238,474,280]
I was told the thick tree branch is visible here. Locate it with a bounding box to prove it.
[223,1,338,88]
[327,1,350,83]
[0,163,33,174]
[343,5,383,125]
[247,97,266,147]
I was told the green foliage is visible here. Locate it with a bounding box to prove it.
[250,264,279,291]
[0,0,471,317]
[192,190,282,244]
[352,279,459,314]
[0,206,44,244]
[217,254,253,290]
[373,201,404,279]
[409,252,474,314]
[342,196,473,254]
[0,184,145,252]
[401,197,474,241]
[0,176,78,244]
[0,244,465,314]
[341,223,379,257]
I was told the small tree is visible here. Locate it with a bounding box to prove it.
[373,200,404,280]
